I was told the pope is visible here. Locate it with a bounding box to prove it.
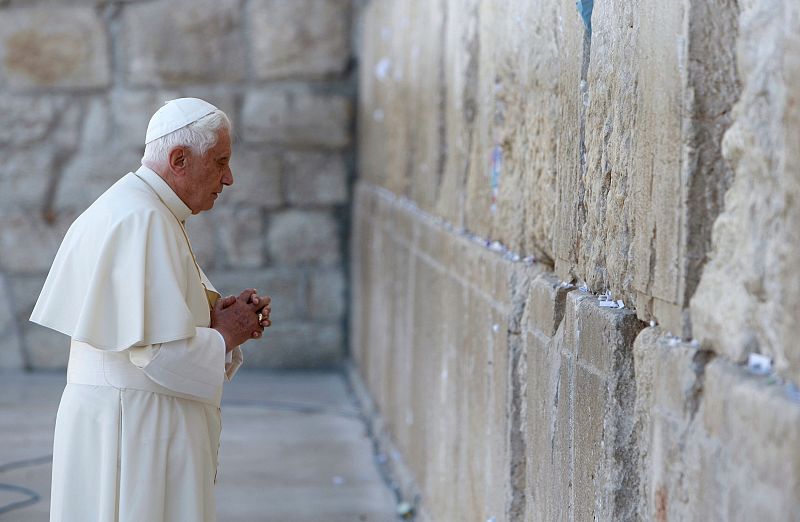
[30,98,270,522]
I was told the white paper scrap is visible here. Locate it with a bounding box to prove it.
[747,353,772,375]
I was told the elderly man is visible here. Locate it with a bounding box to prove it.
[30,98,269,522]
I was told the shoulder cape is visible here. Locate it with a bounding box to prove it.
[30,173,212,351]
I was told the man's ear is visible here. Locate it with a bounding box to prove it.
[168,146,189,176]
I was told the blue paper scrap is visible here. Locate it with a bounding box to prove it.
[576,0,594,32]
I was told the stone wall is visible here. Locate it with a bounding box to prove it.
[0,0,354,370]
[352,0,800,520]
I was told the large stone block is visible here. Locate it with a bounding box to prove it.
[213,206,264,269]
[242,321,343,369]
[523,272,570,337]
[0,274,23,369]
[226,147,283,209]
[308,268,345,320]
[524,328,571,522]
[242,87,352,148]
[0,95,59,146]
[55,147,144,212]
[285,151,348,206]
[0,147,54,208]
[267,209,340,265]
[0,7,110,89]
[184,211,217,269]
[23,324,70,369]
[123,0,246,86]
[575,295,642,376]
[0,211,75,274]
[249,0,350,80]
[8,274,69,369]
[691,0,800,381]
[635,328,800,521]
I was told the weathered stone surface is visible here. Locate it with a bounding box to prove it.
[523,273,570,337]
[351,183,520,521]
[0,148,54,208]
[249,0,350,80]
[55,147,144,212]
[0,274,23,369]
[185,211,217,269]
[242,321,343,369]
[0,211,74,273]
[576,293,642,376]
[691,0,800,381]
[214,206,264,269]
[0,95,59,145]
[242,88,352,148]
[226,147,283,208]
[0,7,110,89]
[523,328,571,522]
[635,328,800,521]
[23,324,70,369]
[285,151,348,206]
[8,274,69,369]
[123,0,246,86]
[308,268,345,320]
[208,268,307,322]
[267,210,340,265]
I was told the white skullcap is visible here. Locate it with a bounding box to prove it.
[145,97,219,144]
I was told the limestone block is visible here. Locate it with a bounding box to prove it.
[0,95,58,146]
[242,321,343,369]
[285,151,348,206]
[440,0,482,231]
[635,329,800,520]
[123,0,246,86]
[355,0,393,190]
[466,0,577,259]
[575,294,643,376]
[523,328,571,522]
[308,268,345,320]
[573,367,607,520]
[360,0,444,213]
[249,0,350,80]
[8,274,68,369]
[551,0,738,332]
[22,324,69,369]
[0,147,54,208]
[208,268,306,322]
[0,274,23,369]
[184,211,217,269]
[214,206,264,269]
[523,272,570,337]
[226,147,282,208]
[0,7,109,89]
[242,87,352,148]
[0,211,75,273]
[691,0,800,381]
[702,361,800,520]
[267,209,340,265]
[55,147,144,212]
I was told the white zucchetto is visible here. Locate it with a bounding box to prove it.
[145,97,219,144]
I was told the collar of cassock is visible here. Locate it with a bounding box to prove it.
[134,165,193,223]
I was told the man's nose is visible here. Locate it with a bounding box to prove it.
[222,167,233,186]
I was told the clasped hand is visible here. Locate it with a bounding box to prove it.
[211,289,272,352]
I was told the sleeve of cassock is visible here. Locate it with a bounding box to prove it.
[128,327,241,403]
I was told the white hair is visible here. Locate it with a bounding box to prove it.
[141,109,231,165]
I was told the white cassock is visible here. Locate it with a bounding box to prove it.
[30,165,244,522]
